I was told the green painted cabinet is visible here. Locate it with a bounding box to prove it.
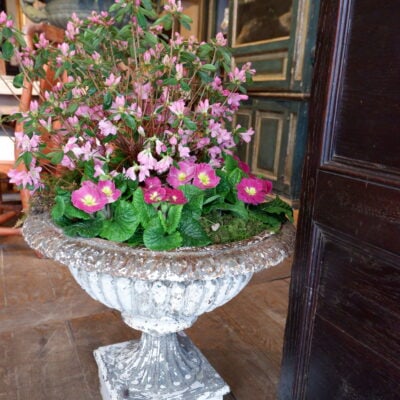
[207,0,320,205]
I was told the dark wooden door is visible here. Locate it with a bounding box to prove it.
[279,1,400,399]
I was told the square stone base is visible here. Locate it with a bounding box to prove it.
[94,333,230,400]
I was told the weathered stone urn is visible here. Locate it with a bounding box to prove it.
[23,214,295,400]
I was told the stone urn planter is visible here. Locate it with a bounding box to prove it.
[23,213,295,400]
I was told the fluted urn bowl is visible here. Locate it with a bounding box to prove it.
[23,214,295,400]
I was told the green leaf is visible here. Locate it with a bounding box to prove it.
[153,14,173,30]
[260,196,294,223]
[1,40,14,60]
[64,218,104,238]
[179,14,193,31]
[133,188,157,228]
[12,73,24,89]
[183,117,197,131]
[121,113,137,130]
[212,201,248,219]
[47,151,64,165]
[166,204,183,234]
[21,151,33,168]
[103,91,113,109]
[83,160,95,180]
[180,81,190,91]
[181,185,204,219]
[66,102,79,115]
[64,202,91,220]
[179,217,211,247]
[51,196,66,220]
[200,63,217,72]
[203,194,221,206]
[224,154,239,173]
[228,167,245,186]
[100,200,140,242]
[143,218,182,251]
[163,77,178,85]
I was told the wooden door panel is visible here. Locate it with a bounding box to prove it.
[307,317,400,400]
[279,0,400,398]
[316,234,400,367]
[314,170,400,254]
[332,2,400,171]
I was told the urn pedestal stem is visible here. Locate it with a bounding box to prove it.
[95,331,229,400]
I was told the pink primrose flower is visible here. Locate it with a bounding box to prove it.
[145,177,162,189]
[166,161,196,188]
[71,181,107,213]
[237,177,271,205]
[238,159,251,174]
[143,186,167,204]
[98,180,121,203]
[193,164,220,190]
[166,188,187,205]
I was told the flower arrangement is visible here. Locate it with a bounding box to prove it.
[0,0,292,250]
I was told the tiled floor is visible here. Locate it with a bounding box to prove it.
[0,233,291,400]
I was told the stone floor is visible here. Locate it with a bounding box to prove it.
[0,233,291,400]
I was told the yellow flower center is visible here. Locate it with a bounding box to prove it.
[102,187,113,196]
[150,191,161,201]
[178,172,187,181]
[82,194,98,206]
[245,186,256,196]
[198,172,210,185]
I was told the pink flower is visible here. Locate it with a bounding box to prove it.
[166,188,187,204]
[71,181,107,213]
[169,99,186,118]
[155,156,173,173]
[166,161,196,188]
[99,118,117,136]
[137,148,157,169]
[193,164,220,189]
[98,180,121,203]
[143,186,167,204]
[196,99,209,114]
[240,127,254,143]
[145,177,162,188]
[215,32,227,46]
[105,73,121,87]
[124,166,138,181]
[237,177,271,205]
[15,131,40,152]
[237,159,251,175]
[226,92,248,109]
